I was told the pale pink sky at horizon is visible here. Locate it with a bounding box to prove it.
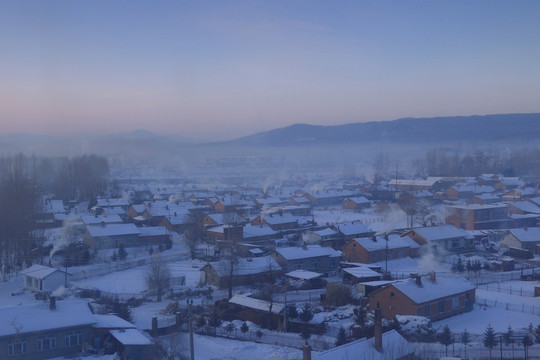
[1,1,539,141]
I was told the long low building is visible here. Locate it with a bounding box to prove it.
[368,273,476,321]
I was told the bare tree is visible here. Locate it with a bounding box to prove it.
[147,255,171,302]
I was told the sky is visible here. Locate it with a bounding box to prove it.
[1,1,540,141]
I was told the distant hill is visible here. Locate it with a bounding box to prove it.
[227,113,540,146]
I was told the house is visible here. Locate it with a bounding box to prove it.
[302,189,355,206]
[200,255,281,288]
[386,178,441,192]
[368,273,476,321]
[281,204,312,216]
[0,299,95,360]
[158,211,191,233]
[205,225,243,245]
[242,225,278,244]
[508,201,540,215]
[21,265,71,292]
[502,188,536,201]
[228,294,285,330]
[403,225,474,253]
[342,197,371,211]
[313,329,414,360]
[446,204,509,230]
[342,266,382,284]
[84,223,141,250]
[468,194,501,205]
[342,235,417,263]
[109,329,154,360]
[444,184,494,201]
[138,226,170,247]
[203,213,244,227]
[81,214,123,226]
[501,227,540,254]
[251,213,299,231]
[334,221,374,243]
[303,228,338,246]
[494,177,524,191]
[272,244,341,275]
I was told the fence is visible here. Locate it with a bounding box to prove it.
[465,267,538,286]
[415,342,540,360]
[476,296,540,316]
[69,252,190,281]
[477,283,535,297]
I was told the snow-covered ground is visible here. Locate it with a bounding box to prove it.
[158,332,304,360]
[434,304,540,334]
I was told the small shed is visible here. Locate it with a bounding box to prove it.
[21,264,71,292]
[109,328,154,360]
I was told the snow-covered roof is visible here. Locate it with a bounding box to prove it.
[275,245,341,260]
[285,269,323,280]
[82,214,123,225]
[261,213,298,225]
[509,201,540,214]
[138,226,168,237]
[0,300,95,337]
[529,197,540,206]
[21,264,68,280]
[354,234,412,251]
[311,228,338,237]
[43,199,66,214]
[343,266,381,279]
[87,223,140,237]
[93,314,136,329]
[243,225,277,239]
[314,329,414,360]
[307,189,354,200]
[208,255,281,277]
[229,294,284,314]
[346,196,370,204]
[474,194,500,200]
[411,225,473,241]
[131,204,147,213]
[451,184,494,194]
[509,227,540,243]
[97,198,130,208]
[335,222,372,236]
[110,328,153,345]
[391,275,475,304]
[387,179,440,187]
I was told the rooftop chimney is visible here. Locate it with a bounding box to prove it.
[415,275,423,287]
[302,341,312,360]
[152,317,158,337]
[374,307,382,352]
[429,271,436,283]
[372,235,377,242]
[49,296,56,311]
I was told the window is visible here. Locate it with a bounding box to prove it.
[438,301,445,313]
[38,335,56,351]
[65,331,83,347]
[8,341,27,356]
[312,261,320,269]
[452,239,459,248]
[390,292,395,298]
[452,296,460,310]
[423,304,431,317]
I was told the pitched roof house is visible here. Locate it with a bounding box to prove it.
[368,274,476,321]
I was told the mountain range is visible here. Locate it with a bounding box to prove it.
[226,113,540,146]
[0,113,539,155]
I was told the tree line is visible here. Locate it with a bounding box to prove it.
[414,147,540,178]
[0,153,109,276]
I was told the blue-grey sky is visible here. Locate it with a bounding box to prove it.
[1,1,539,140]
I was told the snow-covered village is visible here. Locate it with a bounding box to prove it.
[3,1,540,360]
[1,148,540,360]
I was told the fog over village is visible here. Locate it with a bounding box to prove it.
[2,2,540,360]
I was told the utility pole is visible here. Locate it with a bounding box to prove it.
[187,299,195,360]
[283,278,287,333]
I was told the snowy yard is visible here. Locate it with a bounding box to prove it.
[434,304,540,334]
